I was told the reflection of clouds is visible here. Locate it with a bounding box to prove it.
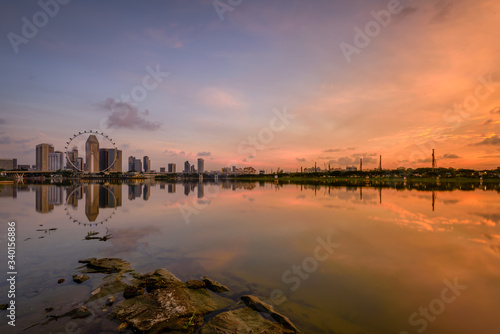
[474,213,500,226]
[103,226,160,255]
[442,199,460,205]
[372,203,496,232]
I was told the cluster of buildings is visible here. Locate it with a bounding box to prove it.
[221,166,257,174]
[182,159,204,173]
[0,133,264,175]
[155,159,205,174]
[34,135,123,172]
[128,156,152,173]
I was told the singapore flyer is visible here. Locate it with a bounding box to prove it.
[64,130,118,173]
[64,184,119,227]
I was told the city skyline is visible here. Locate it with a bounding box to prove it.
[1,1,500,170]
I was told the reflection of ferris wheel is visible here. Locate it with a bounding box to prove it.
[64,184,118,226]
[65,130,117,172]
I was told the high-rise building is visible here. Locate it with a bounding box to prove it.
[168,163,176,173]
[112,149,122,172]
[36,143,54,171]
[99,149,122,172]
[190,165,196,173]
[0,159,16,170]
[184,161,190,173]
[48,151,64,171]
[75,157,84,171]
[85,135,100,173]
[143,156,151,172]
[128,156,135,171]
[99,149,110,172]
[67,147,79,170]
[128,156,142,172]
[197,158,204,174]
[134,159,142,172]
[160,167,166,173]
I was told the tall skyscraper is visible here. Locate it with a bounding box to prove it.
[197,158,204,174]
[111,149,122,172]
[134,159,142,172]
[67,147,79,170]
[143,156,151,172]
[128,156,135,171]
[168,163,176,173]
[99,149,122,172]
[75,157,84,171]
[85,135,99,173]
[128,156,142,172]
[36,143,54,171]
[184,161,190,173]
[48,151,64,171]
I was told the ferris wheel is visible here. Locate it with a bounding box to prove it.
[64,184,119,226]
[65,130,118,173]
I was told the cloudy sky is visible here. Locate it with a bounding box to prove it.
[1,0,499,171]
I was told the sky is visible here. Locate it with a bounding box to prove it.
[0,0,499,171]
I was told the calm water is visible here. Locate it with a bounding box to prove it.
[1,181,500,333]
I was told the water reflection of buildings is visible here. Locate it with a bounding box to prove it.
[85,184,100,221]
[63,184,123,222]
[35,185,63,213]
[198,182,204,199]
[143,184,150,201]
[128,184,142,200]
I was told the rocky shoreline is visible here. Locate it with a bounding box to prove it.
[24,258,300,333]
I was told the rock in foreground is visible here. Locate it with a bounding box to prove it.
[71,258,300,333]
